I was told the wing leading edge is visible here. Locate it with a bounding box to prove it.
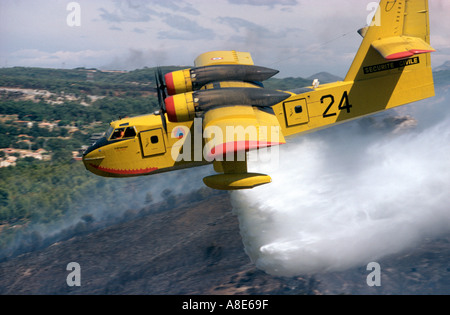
[202,105,285,190]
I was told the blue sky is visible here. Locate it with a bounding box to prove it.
[1,0,449,77]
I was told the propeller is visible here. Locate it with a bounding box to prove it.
[154,67,168,133]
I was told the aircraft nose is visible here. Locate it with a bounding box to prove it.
[83,144,96,158]
[82,137,107,170]
[83,136,108,157]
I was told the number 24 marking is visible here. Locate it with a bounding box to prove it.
[321,91,352,118]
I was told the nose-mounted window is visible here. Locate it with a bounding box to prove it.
[110,126,137,140]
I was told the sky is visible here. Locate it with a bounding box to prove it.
[0,0,449,78]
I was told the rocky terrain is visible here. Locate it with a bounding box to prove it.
[0,190,448,295]
[1,67,449,296]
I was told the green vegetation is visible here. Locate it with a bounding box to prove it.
[0,67,167,170]
[0,159,176,259]
[0,66,182,95]
[0,97,158,125]
[0,67,170,257]
[0,161,97,224]
[0,65,385,259]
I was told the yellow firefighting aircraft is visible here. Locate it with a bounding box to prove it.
[83,0,435,190]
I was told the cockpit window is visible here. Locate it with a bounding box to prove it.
[110,126,137,140]
[105,126,114,139]
[124,126,137,138]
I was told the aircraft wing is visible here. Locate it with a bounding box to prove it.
[161,50,291,190]
[202,105,285,190]
[194,51,254,67]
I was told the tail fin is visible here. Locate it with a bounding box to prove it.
[346,0,434,80]
[277,0,435,138]
[344,0,434,109]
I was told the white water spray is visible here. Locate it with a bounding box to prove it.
[231,86,450,276]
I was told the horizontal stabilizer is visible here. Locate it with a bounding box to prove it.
[372,36,435,61]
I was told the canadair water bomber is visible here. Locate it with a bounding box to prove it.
[83,0,435,190]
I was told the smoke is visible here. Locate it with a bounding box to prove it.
[102,48,169,71]
[231,84,450,276]
[0,164,212,260]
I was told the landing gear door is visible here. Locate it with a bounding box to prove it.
[140,128,166,157]
[284,98,309,127]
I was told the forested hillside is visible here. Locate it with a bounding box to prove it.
[0,67,165,257]
[1,66,448,262]
[0,66,449,295]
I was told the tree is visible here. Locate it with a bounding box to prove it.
[52,149,72,163]
[0,134,10,148]
[0,189,9,207]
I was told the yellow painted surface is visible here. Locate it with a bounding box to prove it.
[194,51,254,67]
[84,0,435,190]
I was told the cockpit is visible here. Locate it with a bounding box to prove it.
[108,126,137,140]
[82,112,168,178]
[83,124,138,157]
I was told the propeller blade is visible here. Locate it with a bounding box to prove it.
[155,70,168,133]
[160,108,168,133]
[157,67,167,101]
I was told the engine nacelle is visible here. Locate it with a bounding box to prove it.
[164,92,196,123]
[165,69,192,96]
[164,87,291,123]
[164,65,279,96]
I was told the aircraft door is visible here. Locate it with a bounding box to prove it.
[139,128,166,157]
[283,98,309,126]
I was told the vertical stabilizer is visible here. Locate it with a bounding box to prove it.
[272,0,435,139]
[342,0,434,110]
[345,0,434,82]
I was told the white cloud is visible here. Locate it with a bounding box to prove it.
[132,27,146,34]
[217,16,269,34]
[7,48,115,69]
[0,0,449,76]
[227,0,298,6]
[98,3,155,23]
[159,14,216,40]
